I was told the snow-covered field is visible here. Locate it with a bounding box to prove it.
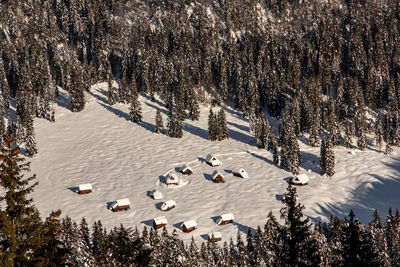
[30,83,400,243]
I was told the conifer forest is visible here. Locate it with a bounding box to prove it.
[1,0,400,265]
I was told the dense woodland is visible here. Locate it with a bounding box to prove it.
[1,0,400,265]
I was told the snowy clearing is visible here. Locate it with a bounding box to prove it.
[30,83,400,243]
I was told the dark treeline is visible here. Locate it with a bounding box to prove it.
[1,0,400,156]
[1,129,400,266]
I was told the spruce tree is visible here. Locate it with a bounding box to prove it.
[264,211,282,266]
[280,185,312,266]
[0,130,43,265]
[208,109,217,141]
[188,91,200,121]
[107,76,116,105]
[0,96,5,140]
[320,137,326,175]
[217,109,229,141]
[167,105,175,138]
[309,111,321,147]
[25,114,38,157]
[69,65,86,112]
[174,119,183,139]
[375,113,384,150]
[325,136,335,177]
[154,109,164,134]
[345,122,353,149]
[129,86,142,123]
[368,209,390,266]
[357,132,366,151]
[342,210,364,267]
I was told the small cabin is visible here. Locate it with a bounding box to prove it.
[166,172,180,186]
[152,190,163,200]
[153,216,168,229]
[232,168,248,179]
[161,200,176,211]
[205,154,222,167]
[182,220,197,232]
[78,183,93,194]
[290,173,309,186]
[217,213,234,225]
[180,164,193,175]
[111,198,130,212]
[212,170,225,183]
[208,232,222,242]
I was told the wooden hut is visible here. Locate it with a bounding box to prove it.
[166,172,180,186]
[78,183,93,194]
[182,220,197,232]
[205,154,221,166]
[180,164,193,175]
[290,173,309,185]
[212,170,225,183]
[217,213,234,225]
[152,190,163,200]
[153,216,168,229]
[111,198,130,212]
[232,168,249,178]
[161,200,176,211]
[208,232,222,242]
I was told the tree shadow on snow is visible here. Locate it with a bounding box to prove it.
[232,221,255,235]
[227,121,250,132]
[182,122,209,140]
[275,194,285,201]
[310,163,400,224]
[67,187,79,193]
[99,102,129,120]
[55,90,72,110]
[224,107,249,123]
[145,102,168,116]
[88,89,108,105]
[299,151,320,174]
[245,150,274,166]
[141,219,154,227]
[282,176,292,184]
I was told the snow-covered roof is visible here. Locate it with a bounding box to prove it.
[182,220,197,229]
[166,172,179,184]
[180,164,193,173]
[161,200,176,211]
[292,174,309,184]
[219,213,234,221]
[116,198,130,206]
[208,232,222,239]
[205,154,221,165]
[153,216,168,225]
[212,170,224,180]
[233,168,248,178]
[152,190,162,200]
[78,183,92,191]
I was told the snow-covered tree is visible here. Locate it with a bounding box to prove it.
[217,109,229,141]
[208,109,218,141]
[129,86,142,123]
[154,109,164,134]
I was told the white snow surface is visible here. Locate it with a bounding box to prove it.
[29,83,400,243]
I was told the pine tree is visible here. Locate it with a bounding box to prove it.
[368,209,390,266]
[309,224,330,266]
[0,95,5,140]
[188,91,200,121]
[0,130,43,265]
[345,122,353,149]
[342,210,364,267]
[107,75,116,105]
[91,220,109,266]
[320,137,326,175]
[357,132,366,151]
[375,113,384,150]
[69,65,86,112]
[40,210,69,266]
[24,114,38,157]
[129,86,142,123]
[174,119,183,139]
[264,211,282,266]
[167,105,175,138]
[217,109,229,141]
[309,110,321,147]
[280,185,312,266]
[154,109,164,134]
[325,136,335,177]
[208,109,217,141]
[385,143,393,155]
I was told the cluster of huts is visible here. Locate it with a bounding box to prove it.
[74,153,309,243]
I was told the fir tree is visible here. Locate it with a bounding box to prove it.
[385,143,393,155]
[368,209,390,266]
[264,211,282,266]
[0,130,43,265]
[174,119,183,139]
[208,109,217,141]
[309,110,321,147]
[107,76,116,106]
[24,114,38,157]
[217,109,229,141]
[69,65,86,112]
[375,113,384,150]
[345,122,353,149]
[154,109,164,134]
[342,210,364,267]
[325,136,335,177]
[167,105,175,138]
[129,86,142,123]
[188,91,200,121]
[320,137,326,175]
[280,185,312,266]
